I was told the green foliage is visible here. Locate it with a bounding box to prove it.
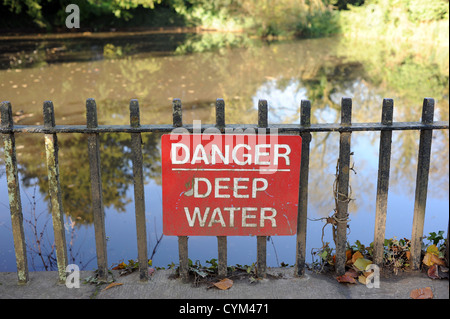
[2,0,47,28]
[425,231,446,247]
[406,0,449,23]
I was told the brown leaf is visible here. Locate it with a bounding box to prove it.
[410,287,433,299]
[213,278,233,290]
[430,254,446,266]
[346,268,359,278]
[351,251,364,264]
[406,251,411,260]
[358,275,368,285]
[101,282,123,292]
[336,273,357,284]
[427,264,440,279]
[346,249,353,261]
[423,252,446,267]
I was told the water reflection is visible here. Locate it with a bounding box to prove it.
[0,33,448,271]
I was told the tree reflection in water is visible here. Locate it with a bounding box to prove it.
[0,33,447,270]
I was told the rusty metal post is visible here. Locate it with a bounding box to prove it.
[446,222,449,267]
[43,101,68,283]
[215,99,228,278]
[373,99,394,266]
[257,99,268,278]
[410,98,435,270]
[295,100,312,277]
[1,101,29,284]
[173,98,189,281]
[335,97,352,275]
[86,98,108,280]
[130,99,149,281]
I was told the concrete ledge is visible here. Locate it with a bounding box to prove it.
[0,268,448,299]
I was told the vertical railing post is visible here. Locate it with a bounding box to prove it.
[373,98,394,265]
[335,97,352,275]
[215,98,228,278]
[410,98,434,270]
[295,100,311,277]
[43,101,68,283]
[1,101,29,284]
[86,98,108,280]
[257,99,268,278]
[129,99,149,281]
[446,222,449,267]
[173,98,189,282]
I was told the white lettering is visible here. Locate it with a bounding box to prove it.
[184,207,210,227]
[252,178,268,198]
[194,178,211,198]
[191,144,209,164]
[260,208,277,227]
[233,178,249,198]
[255,144,270,165]
[171,143,190,164]
[215,178,230,198]
[274,144,291,165]
[224,207,239,227]
[242,207,257,227]
[211,144,229,164]
[207,207,226,227]
[232,144,251,165]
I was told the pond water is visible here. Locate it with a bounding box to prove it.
[0,32,448,272]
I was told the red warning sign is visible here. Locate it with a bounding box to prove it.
[161,134,301,236]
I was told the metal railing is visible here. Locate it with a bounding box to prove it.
[1,97,449,284]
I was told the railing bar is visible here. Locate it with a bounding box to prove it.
[446,222,449,268]
[295,100,312,277]
[130,99,149,281]
[43,101,68,283]
[256,236,267,277]
[178,236,189,282]
[215,98,225,131]
[1,101,29,284]
[173,98,189,280]
[217,236,227,278]
[335,97,352,275]
[3,121,448,134]
[258,99,268,128]
[373,98,394,265]
[256,99,268,277]
[86,98,108,280]
[215,99,228,277]
[172,98,182,128]
[410,98,435,270]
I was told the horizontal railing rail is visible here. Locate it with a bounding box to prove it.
[1,121,448,134]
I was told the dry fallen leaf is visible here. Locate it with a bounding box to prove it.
[213,278,233,290]
[427,264,440,279]
[358,275,368,285]
[112,261,127,270]
[410,287,433,299]
[426,244,439,256]
[353,258,372,271]
[101,282,123,292]
[346,249,353,261]
[423,252,446,267]
[351,251,364,264]
[346,268,359,278]
[336,272,357,284]
[430,254,446,266]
